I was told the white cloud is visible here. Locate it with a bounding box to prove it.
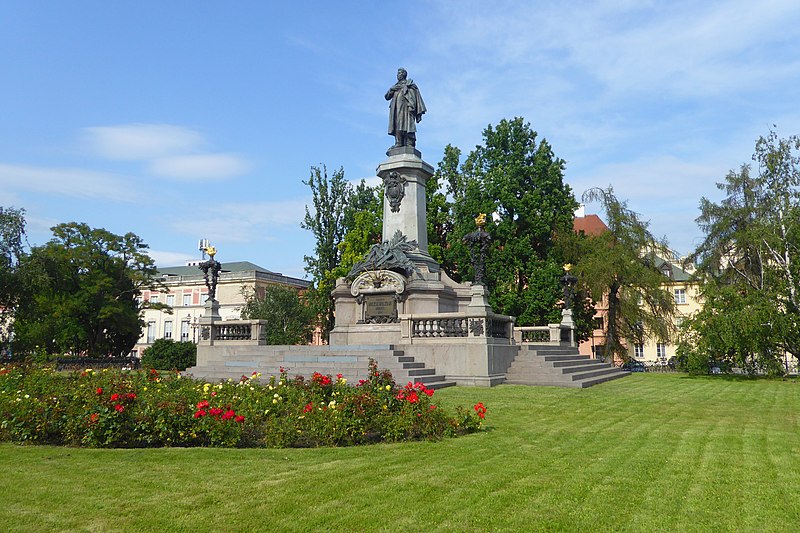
[83,124,205,160]
[169,199,308,243]
[0,164,139,202]
[149,153,250,180]
[148,249,198,267]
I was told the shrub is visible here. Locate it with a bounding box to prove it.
[141,339,196,371]
[0,361,487,448]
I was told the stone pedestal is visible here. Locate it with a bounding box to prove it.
[377,147,438,273]
[199,298,222,323]
[560,308,575,346]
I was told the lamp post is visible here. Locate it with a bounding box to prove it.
[463,213,491,286]
[197,244,222,323]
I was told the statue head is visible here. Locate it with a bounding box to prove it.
[397,68,407,81]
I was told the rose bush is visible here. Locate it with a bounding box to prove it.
[0,359,486,448]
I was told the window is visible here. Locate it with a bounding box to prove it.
[147,321,156,343]
[656,343,666,360]
[676,316,685,328]
[164,320,173,339]
[166,294,175,306]
[135,296,142,306]
[200,291,208,303]
[150,294,160,304]
[181,320,190,342]
[593,317,604,330]
[634,344,644,358]
[183,294,192,306]
[674,288,686,304]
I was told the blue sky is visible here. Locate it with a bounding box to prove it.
[2,1,799,279]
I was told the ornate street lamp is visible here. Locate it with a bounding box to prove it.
[463,213,492,286]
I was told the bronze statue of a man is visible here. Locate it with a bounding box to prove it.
[385,67,426,149]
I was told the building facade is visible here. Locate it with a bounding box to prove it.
[133,261,310,357]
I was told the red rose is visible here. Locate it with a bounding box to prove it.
[235,415,245,423]
[127,393,136,400]
[222,409,235,421]
[194,410,206,418]
[110,393,120,401]
[303,402,314,413]
[96,387,103,395]
[114,404,124,413]
[197,400,210,410]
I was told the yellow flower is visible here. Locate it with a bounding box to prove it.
[385,385,391,391]
[272,399,278,404]
[143,387,148,391]
[203,383,210,392]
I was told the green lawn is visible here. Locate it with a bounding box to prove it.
[2,373,799,532]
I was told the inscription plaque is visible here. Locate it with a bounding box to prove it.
[364,294,398,323]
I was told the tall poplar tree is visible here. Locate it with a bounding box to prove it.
[301,165,351,339]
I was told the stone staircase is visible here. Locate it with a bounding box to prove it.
[505,344,628,388]
[185,345,455,390]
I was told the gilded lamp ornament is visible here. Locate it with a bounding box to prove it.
[561,263,578,308]
[463,213,492,286]
[198,244,222,301]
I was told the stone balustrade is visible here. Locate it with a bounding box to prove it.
[514,324,565,344]
[199,320,268,345]
[400,312,514,341]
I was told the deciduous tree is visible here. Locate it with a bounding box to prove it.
[240,285,315,345]
[13,222,161,357]
[573,187,676,361]
[436,118,578,326]
[680,129,800,373]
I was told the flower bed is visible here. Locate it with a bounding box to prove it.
[0,360,486,448]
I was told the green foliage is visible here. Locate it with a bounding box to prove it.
[335,182,383,278]
[301,166,381,340]
[141,339,197,371]
[433,119,578,325]
[11,222,161,358]
[239,285,314,345]
[683,129,800,372]
[573,187,676,360]
[0,207,26,348]
[0,363,486,448]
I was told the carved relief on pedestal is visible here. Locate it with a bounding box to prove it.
[383,171,407,213]
[351,270,406,324]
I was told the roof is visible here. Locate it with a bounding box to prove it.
[158,261,275,277]
[573,214,609,236]
[653,256,693,282]
[573,214,693,282]
[156,261,310,288]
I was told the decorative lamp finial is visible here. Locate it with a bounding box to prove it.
[205,245,217,259]
[475,213,487,228]
[563,263,572,272]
